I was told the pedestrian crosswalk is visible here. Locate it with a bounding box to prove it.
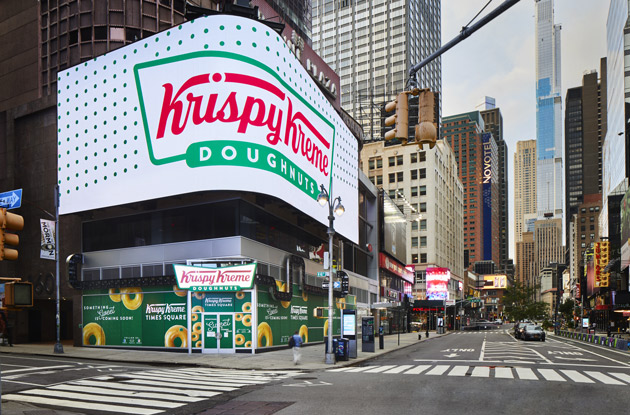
[1,367,298,414]
[327,364,630,386]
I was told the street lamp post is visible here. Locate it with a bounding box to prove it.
[317,184,344,365]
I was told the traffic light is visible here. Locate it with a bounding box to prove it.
[339,270,349,297]
[66,253,83,289]
[0,208,24,261]
[4,282,33,307]
[415,89,438,149]
[384,92,409,142]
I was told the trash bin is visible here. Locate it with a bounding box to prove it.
[336,338,349,361]
[325,337,339,356]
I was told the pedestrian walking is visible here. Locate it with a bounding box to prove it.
[290,330,303,365]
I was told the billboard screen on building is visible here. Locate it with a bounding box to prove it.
[482,274,507,289]
[57,15,358,243]
[426,267,450,301]
[382,193,407,264]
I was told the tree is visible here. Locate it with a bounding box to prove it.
[558,298,575,328]
[501,281,550,322]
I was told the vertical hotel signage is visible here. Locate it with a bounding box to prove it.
[57,15,358,244]
[482,133,493,260]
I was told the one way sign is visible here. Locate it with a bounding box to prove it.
[0,188,22,210]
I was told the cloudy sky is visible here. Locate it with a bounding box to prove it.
[440,0,609,258]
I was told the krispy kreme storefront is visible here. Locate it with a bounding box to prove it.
[81,261,355,353]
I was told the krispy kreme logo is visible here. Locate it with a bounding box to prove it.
[134,52,336,199]
[173,263,257,292]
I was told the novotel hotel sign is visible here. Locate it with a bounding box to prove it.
[482,133,493,260]
[56,15,358,243]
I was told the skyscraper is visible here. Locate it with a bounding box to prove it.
[311,0,441,140]
[514,140,537,251]
[564,59,607,256]
[534,0,563,221]
[481,107,509,273]
[443,111,499,269]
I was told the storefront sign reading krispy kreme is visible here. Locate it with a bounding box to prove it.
[56,14,359,244]
[173,263,256,292]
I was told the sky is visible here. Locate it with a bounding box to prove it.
[440,0,609,260]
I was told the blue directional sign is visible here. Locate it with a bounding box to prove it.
[0,188,22,210]
[333,281,341,289]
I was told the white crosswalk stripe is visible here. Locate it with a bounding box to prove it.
[1,367,293,414]
[327,364,630,386]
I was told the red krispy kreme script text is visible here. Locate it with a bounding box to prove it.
[180,269,252,286]
[156,72,331,176]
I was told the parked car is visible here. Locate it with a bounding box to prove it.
[494,319,502,326]
[521,324,546,341]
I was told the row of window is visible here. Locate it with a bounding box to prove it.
[367,152,427,169]
[386,169,428,183]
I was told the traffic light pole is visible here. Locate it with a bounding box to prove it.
[407,0,521,88]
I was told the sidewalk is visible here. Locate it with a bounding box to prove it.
[0,331,449,372]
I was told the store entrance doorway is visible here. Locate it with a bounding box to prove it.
[202,313,235,353]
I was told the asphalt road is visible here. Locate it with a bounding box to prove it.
[0,354,294,414]
[237,328,630,415]
[3,329,630,414]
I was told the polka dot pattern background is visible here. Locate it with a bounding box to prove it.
[57,15,359,243]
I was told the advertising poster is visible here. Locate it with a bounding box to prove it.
[256,282,355,348]
[621,187,630,270]
[82,285,188,347]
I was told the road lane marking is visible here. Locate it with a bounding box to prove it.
[609,372,630,383]
[2,365,74,374]
[51,384,205,403]
[0,394,160,415]
[515,368,538,380]
[479,340,486,361]
[494,367,513,379]
[560,370,595,383]
[73,380,222,398]
[326,367,353,372]
[345,366,378,373]
[471,367,490,377]
[584,371,625,385]
[426,365,450,375]
[363,365,397,373]
[384,365,414,374]
[537,369,566,382]
[122,378,237,392]
[404,365,431,374]
[447,366,468,376]
[19,388,183,409]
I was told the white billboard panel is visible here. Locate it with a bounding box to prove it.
[57,15,358,243]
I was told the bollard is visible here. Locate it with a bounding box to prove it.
[379,326,384,349]
[418,333,422,340]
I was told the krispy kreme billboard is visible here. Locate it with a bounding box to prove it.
[57,15,358,243]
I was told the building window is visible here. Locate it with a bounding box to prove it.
[376,158,383,168]
[397,171,403,182]
[411,237,418,247]
[376,175,383,185]
[412,254,419,263]
[389,173,395,183]
[388,190,396,198]
[397,155,403,165]
[420,253,427,263]
[420,219,427,230]
[420,236,427,247]
[410,153,418,163]
[411,187,418,197]
[419,185,426,196]
[411,221,418,231]
[369,159,375,169]
[419,168,426,179]
[420,203,427,212]
[419,152,426,162]
[411,170,418,180]
[389,156,395,167]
